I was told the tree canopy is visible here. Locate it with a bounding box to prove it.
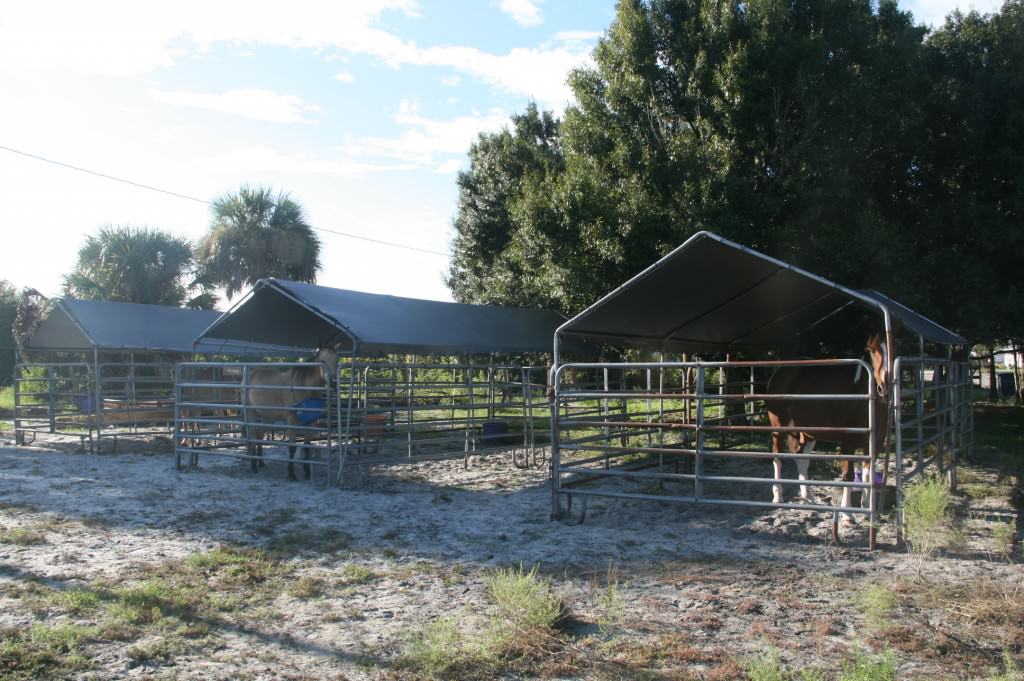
[62,226,211,308]
[447,0,1024,348]
[196,185,322,300]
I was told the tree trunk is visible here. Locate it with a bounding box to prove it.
[1014,341,1023,405]
[990,343,999,400]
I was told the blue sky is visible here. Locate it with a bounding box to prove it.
[0,0,999,307]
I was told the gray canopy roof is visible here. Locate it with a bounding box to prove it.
[557,231,965,353]
[197,279,570,356]
[27,299,223,354]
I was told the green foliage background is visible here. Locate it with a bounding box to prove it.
[447,0,1024,349]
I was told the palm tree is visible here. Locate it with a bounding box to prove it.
[62,226,200,307]
[195,185,322,300]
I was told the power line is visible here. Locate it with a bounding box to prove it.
[0,145,210,204]
[0,144,449,258]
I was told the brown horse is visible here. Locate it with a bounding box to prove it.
[766,335,888,540]
[246,348,339,481]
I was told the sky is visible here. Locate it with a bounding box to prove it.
[0,0,1002,309]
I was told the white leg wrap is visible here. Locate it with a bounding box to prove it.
[798,440,814,500]
[773,458,783,504]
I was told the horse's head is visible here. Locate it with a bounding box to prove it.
[865,334,888,399]
[315,347,340,384]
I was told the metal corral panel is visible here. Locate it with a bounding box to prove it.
[558,231,964,352]
[198,279,572,355]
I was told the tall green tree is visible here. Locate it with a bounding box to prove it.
[196,185,321,300]
[447,103,564,307]
[0,280,18,384]
[449,0,932,317]
[917,1,1024,344]
[62,226,209,308]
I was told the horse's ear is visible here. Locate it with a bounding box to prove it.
[865,334,883,351]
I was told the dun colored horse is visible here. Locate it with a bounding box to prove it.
[246,348,339,481]
[766,335,888,542]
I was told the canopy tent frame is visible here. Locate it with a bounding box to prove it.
[14,299,277,453]
[179,279,567,482]
[549,231,970,548]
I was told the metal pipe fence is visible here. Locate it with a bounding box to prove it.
[550,358,882,534]
[174,361,337,488]
[14,356,180,453]
[13,362,94,450]
[892,355,973,534]
[173,359,550,486]
[334,361,549,480]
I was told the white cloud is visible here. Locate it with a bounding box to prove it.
[205,145,419,177]
[337,99,509,169]
[441,75,461,87]
[0,0,593,112]
[499,0,544,27]
[553,30,603,42]
[433,159,464,174]
[0,1,421,76]
[150,88,324,124]
[333,71,356,83]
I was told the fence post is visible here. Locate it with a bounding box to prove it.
[695,365,705,503]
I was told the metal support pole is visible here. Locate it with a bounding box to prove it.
[695,366,705,502]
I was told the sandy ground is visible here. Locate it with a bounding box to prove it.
[0,433,1020,680]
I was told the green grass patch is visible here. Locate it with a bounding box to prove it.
[861,584,899,629]
[0,527,47,546]
[401,563,569,678]
[337,562,378,586]
[404,616,476,679]
[840,650,896,681]
[288,575,327,599]
[55,587,102,614]
[0,385,13,418]
[0,623,96,680]
[265,528,352,557]
[902,476,956,572]
[485,563,565,632]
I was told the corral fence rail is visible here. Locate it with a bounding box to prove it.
[334,361,549,477]
[174,359,549,487]
[174,360,337,488]
[550,358,882,529]
[892,355,973,533]
[13,361,94,450]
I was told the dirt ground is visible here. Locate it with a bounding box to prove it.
[0,432,1020,680]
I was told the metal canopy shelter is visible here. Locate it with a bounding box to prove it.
[25,299,286,356]
[197,278,571,356]
[26,299,223,354]
[548,231,970,548]
[16,299,276,453]
[555,231,964,358]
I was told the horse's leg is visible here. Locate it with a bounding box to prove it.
[771,430,784,504]
[832,446,858,544]
[798,438,815,501]
[247,424,259,473]
[287,426,298,481]
[303,434,312,481]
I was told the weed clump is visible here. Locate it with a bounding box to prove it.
[861,584,899,629]
[401,563,568,679]
[902,476,955,572]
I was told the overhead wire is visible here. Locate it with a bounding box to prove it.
[0,144,449,257]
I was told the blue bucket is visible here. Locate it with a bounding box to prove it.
[294,398,326,426]
[482,420,508,439]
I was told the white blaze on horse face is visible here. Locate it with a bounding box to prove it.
[317,347,340,383]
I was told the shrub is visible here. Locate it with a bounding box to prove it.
[403,616,475,679]
[902,476,955,572]
[861,584,899,629]
[839,651,896,681]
